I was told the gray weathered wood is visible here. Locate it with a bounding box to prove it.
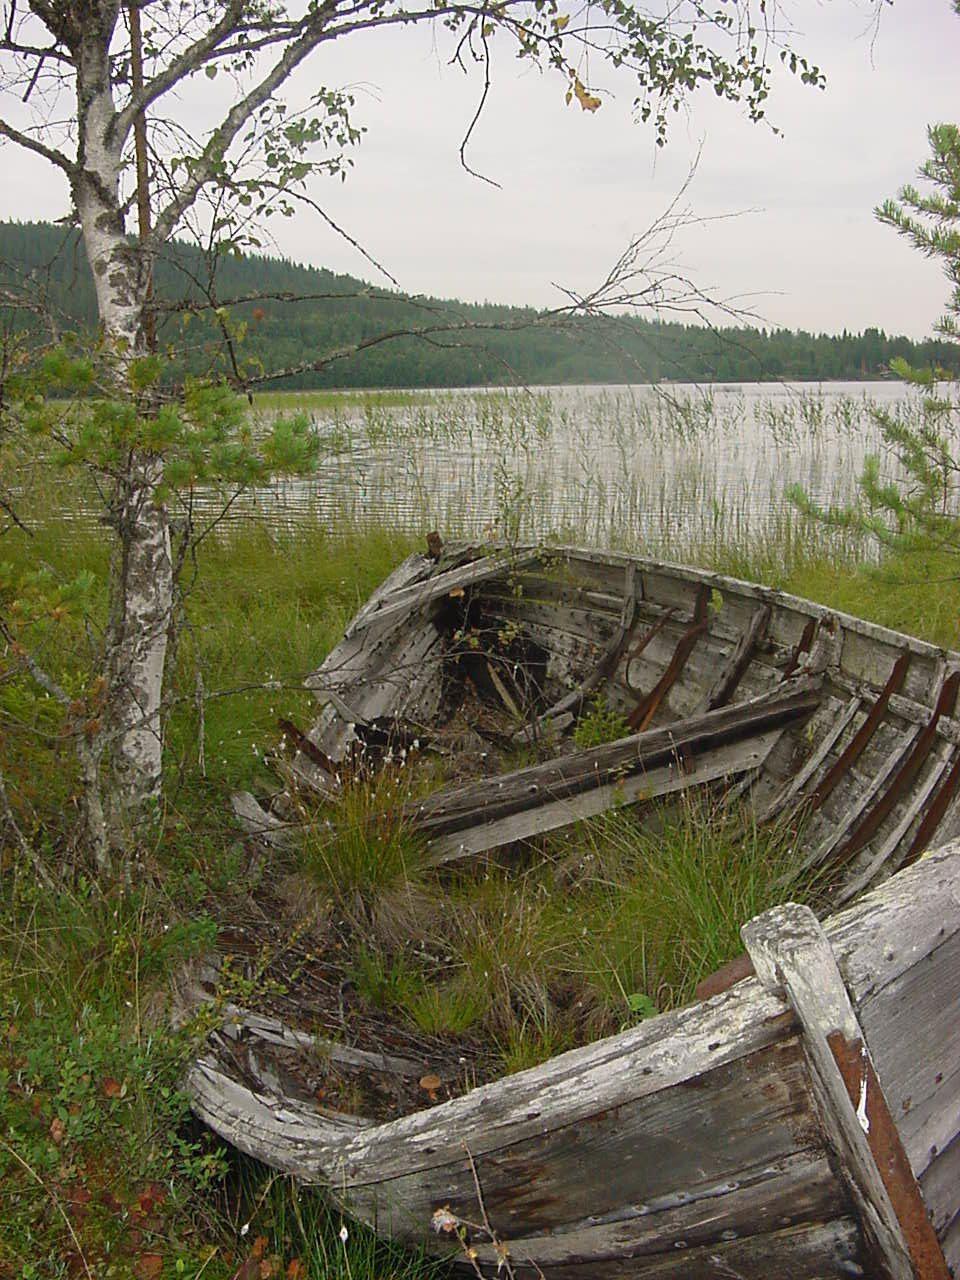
[217,1005,431,1079]
[513,563,639,743]
[756,692,862,822]
[231,791,293,849]
[698,602,771,712]
[427,728,784,863]
[406,682,820,841]
[742,902,946,1280]
[837,750,954,904]
[348,549,539,635]
[466,1220,863,1279]
[804,723,923,870]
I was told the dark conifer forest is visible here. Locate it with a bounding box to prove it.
[3,220,956,387]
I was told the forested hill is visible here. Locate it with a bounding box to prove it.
[2,220,956,388]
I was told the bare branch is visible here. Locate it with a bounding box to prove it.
[149,10,336,245]
[0,114,75,174]
[113,0,247,145]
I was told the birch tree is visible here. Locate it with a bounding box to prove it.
[0,0,834,870]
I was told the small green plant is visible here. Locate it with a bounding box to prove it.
[352,945,420,1011]
[302,772,429,905]
[572,696,630,749]
[404,976,489,1037]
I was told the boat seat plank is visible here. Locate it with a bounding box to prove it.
[427,728,785,863]
[407,686,819,845]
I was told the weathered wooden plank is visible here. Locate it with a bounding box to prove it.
[919,1133,960,1238]
[481,572,624,617]
[217,1005,431,1079]
[901,745,960,870]
[467,1220,864,1279]
[826,839,960,1002]
[198,975,793,1187]
[349,550,540,635]
[809,654,911,811]
[428,728,784,863]
[831,670,960,746]
[626,586,710,732]
[513,564,639,743]
[807,723,924,870]
[837,751,953,904]
[231,791,294,848]
[834,670,960,870]
[188,1054,372,1179]
[943,1213,960,1276]
[454,1152,848,1273]
[855,926,960,1171]
[339,1037,820,1240]
[482,594,619,648]
[743,903,949,1280]
[406,684,819,838]
[757,693,862,822]
[343,552,436,638]
[896,1061,960,1175]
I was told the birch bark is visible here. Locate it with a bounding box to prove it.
[72,3,172,846]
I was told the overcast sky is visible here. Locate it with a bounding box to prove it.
[3,0,958,338]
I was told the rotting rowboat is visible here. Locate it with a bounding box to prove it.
[187,543,960,1278]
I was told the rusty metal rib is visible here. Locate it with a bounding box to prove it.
[901,741,960,869]
[623,606,676,687]
[626,586,709,733]
[828,670,960,871]
[780,617,817,681]
[807,652,912,812]
[828,1030,952,1280]
[704,603,771,712]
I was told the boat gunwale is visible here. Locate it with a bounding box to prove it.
[472,541,960,672]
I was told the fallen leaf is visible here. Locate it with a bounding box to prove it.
[286,1261,307,1279]
[134,1255,163,1280]
[250,1237,268,1261]
[259,1258,281,1279]
[102,1077,123,1099]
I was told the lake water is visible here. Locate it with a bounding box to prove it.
[226,381,915,552]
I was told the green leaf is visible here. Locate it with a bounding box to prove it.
[626,992,656,1019]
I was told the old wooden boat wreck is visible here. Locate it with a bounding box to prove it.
[188,544,960,1277]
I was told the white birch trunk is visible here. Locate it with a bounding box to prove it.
[73,12,172,847]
